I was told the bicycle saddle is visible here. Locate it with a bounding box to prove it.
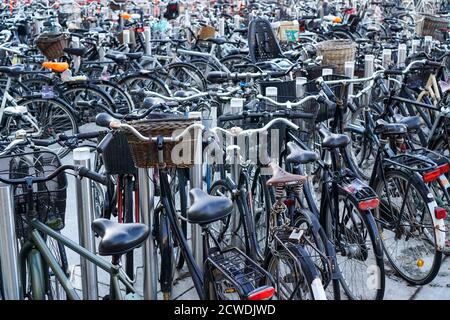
[142,97,166,109]
[266,162,307,187]
[286,141,319,165]
[63,47,88,57]
[0,64,27,77]
[393,115,423,132]
[321,132,351,149]
[205,37,228,45]
[374,119,408,137]
[125,52,143,60]
[91,218,150,256]
[105,52,127,63]
[188,188,233,225]
[173,90,198,98]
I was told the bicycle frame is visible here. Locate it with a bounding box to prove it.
[20,218,136,300]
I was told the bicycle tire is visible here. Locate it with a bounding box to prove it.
[324,190,385,300]
[373,168,443,285]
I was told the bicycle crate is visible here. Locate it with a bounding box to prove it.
[125,116,200,168]
[315,40,357,75]
[0,151,67,240]
[98,131,136,175]
[258,80,320,145]
[35,32,69,60]
[205,247,272,299]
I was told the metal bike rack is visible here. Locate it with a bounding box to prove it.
[382,49,392,89]
[364,55,374,107]
[144,26,151,55]
[73,147,98,300]
[0,183,21,300]
[189,112,204,270]
[138,168,158,299]
[345,61,355,98]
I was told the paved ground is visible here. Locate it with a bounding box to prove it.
[61,155,450,300]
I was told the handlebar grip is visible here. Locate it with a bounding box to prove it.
[384,69,404,76]
[425,60,442,67]
[267,71,287,78]
[206,71,230,83]
[78,167,108,185]
[218,113,245,122]
[30,138,57,147]
[76,132,101,140]
[95,113,116,128]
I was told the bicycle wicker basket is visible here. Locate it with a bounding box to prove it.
[315,40,356,75]
[415,13,448,41]
[197,25,216,40]
[124,117,201,168]
[0,151,67,240]
[36,32,69,60]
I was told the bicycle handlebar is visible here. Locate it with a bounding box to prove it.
[0,164,107,186]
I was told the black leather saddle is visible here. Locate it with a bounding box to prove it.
[63,47,88,57]
[188,189,233,225]
[0,65,28,77]
[91,218,149,256]
[286,141,319,165]
[142,97,166,109]
[374,119,408,137]
[205,37,228,45]
[322,132,351,149]
[105,52,127,64]
[393,115,423,132]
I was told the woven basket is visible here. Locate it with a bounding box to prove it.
[415,14,448,41]
[36,33,69,60]
[109,0,126,11]
[316,40,356,75]
[125,118,199,168]
[198,26,216,40]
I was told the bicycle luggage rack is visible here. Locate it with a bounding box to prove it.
[338,176,379,202]
[205,247,274,299]
[384,153,440,173]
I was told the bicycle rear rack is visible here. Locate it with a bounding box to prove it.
[205,247,274,299]
[384,152,441,173]
[338,176,378,202]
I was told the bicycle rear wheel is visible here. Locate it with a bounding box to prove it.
[324,192,385,300]
[373,169,443,285]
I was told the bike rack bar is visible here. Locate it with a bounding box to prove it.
[138,168,158,299]
[0,183,21,300]
[73,147,98,300]
[397,43,407,68]
[189,112,204,271]
[382,49,392,89]
[364,55,374,106]
[144,26,152,56]
[345,61,355,98]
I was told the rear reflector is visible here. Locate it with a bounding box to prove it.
[247,286,275,300]
[439,163,449,174]
[423,169,441,183]
[358,198,380,211]
[435,207,447,220]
